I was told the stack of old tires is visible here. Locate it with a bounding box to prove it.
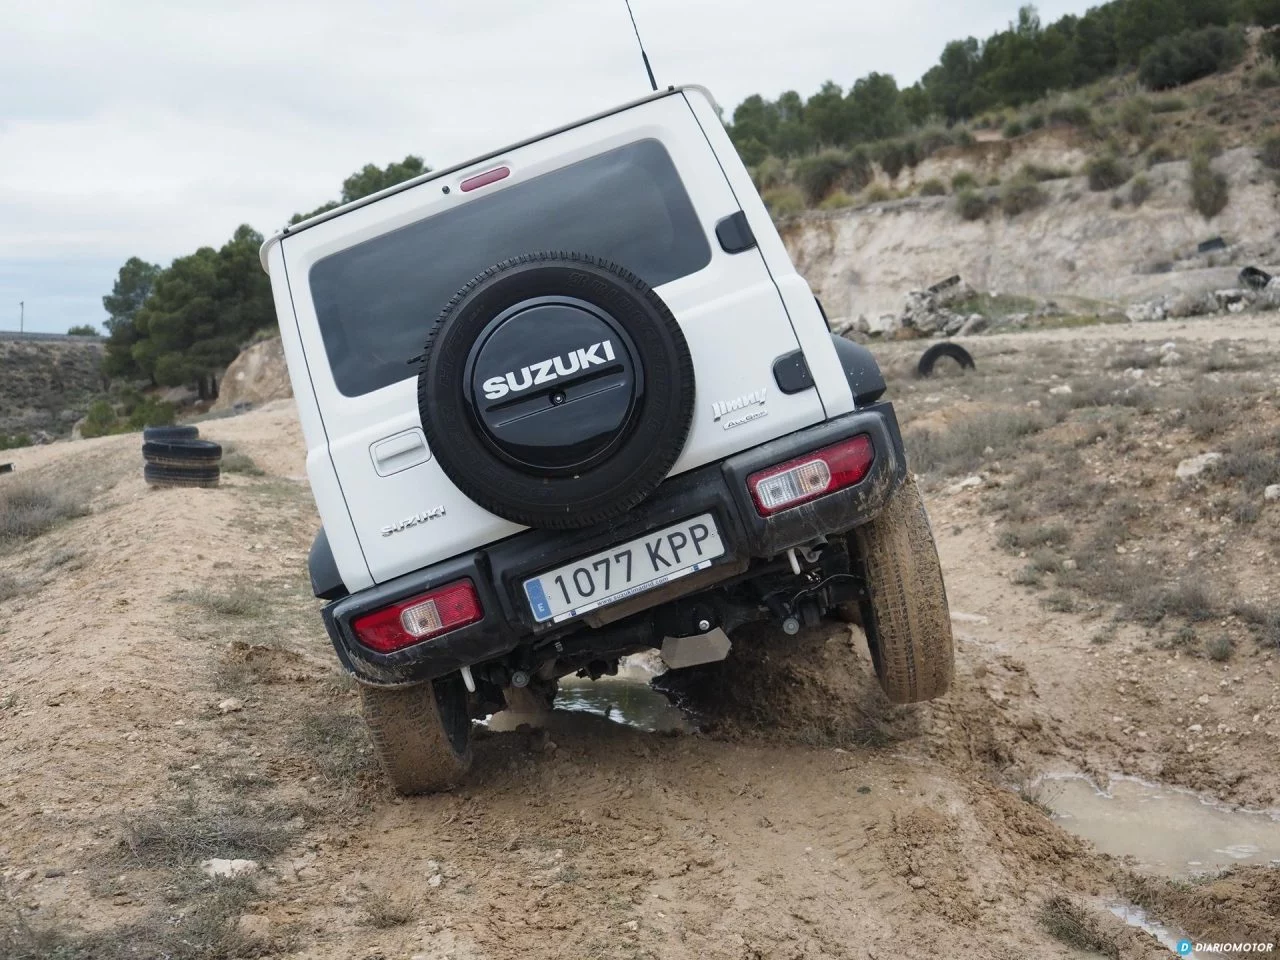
[142,425,222,488]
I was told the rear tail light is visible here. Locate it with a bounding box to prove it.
[747,434,874,516]
[352,580,482,654]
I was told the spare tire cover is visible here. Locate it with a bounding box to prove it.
[417,253,695,530]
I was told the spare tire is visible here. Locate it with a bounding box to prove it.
[417,253,694,530]
[917,342,976,378]
[142,438,222,467]
[143,424,199,442]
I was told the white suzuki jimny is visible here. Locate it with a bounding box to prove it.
[261,85,953,794]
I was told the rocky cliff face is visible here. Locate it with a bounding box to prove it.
[781,147,1280,327]
[0,338,104,438]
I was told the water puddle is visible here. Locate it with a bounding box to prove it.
[555,657,692,733]
[1106,901,1198,958]
[485,657,693,734]
[1043,774,1280,876]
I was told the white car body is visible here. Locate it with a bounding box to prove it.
[262,86,854,593]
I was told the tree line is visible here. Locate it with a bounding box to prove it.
[101,157,429,400]
[727,0,1280,164]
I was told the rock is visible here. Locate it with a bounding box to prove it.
[1165,292,1213,319]
[957,314,988,336]
[1196,694,1210,705]
[1175,452,1222,480]
[236,915,272,940]
[909,876,928,889]
[945,476,984,495]
[1025,399,1042,408]
[43,868,65,878]
[1188,723,1203,733]
[427,873,443,888]
[1125,299,1166,323]
[217,697,244,714]
[213,336,291,412]
[202,858,259,879]
[623,920,640,932]
[1159,341,1178,353]
[1265,484,1280,502]
[1159,350,1182,366]
[1048,384,1073,395]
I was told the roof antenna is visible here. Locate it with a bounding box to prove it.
[623,0,658,92]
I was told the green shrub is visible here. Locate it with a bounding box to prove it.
[819,190,855,210]
[1150,96,1187,114]
[951,171,979,191]
[794,150,850,204]
[79,400,119,439]
[1146,143,1177,166]
[876,141,910,180]
[952,129,975,148]
[1192,131,1222,159]
[955,189,989,221]
[751,155,786,191]
[1253,65,1280,89]
[66,324,99,337]
[1260,131,1280,170]
[1026,112,1046,130]
[1019,163,1071,182]
[762,184,806,217]
[1000,177,1048,216]
[1129,174,1153,206]
[1118,98,1155,137]
[1085,154,1132,191]
[0,434,32,452]
[1262,29,1280,63]
[1003,119,1026,139]
[862,184,893,204]
[918,178,947,196]
[1190,155,1229,217]
[1138,26,1246,90]
[1048,102,1093,129]
[124,397,176,431]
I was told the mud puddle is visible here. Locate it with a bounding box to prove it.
[1044,774,1280,875]
[555,674,692,733]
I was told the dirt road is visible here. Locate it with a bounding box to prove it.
[3,315,1278,959]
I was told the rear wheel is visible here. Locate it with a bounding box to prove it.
[359,676,473,795]
[854,477,954,703]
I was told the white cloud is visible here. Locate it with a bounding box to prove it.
[0,0,1092,332]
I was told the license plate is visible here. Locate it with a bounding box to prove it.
[524,514,725,623]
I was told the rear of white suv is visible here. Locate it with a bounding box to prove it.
[262,85,953,794]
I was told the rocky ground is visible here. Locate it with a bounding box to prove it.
[1,314,1278,959]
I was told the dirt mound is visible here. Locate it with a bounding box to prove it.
[655,621,920,746]
[1120,867,1280,948]
[214,336,291,411]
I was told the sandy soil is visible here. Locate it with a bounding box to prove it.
[2,315,1278,959]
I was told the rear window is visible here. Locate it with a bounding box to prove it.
[308,139,712,397]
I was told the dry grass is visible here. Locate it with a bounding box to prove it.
[0,572,22,603]
[359,894,417,929]
[177,583,268,618]
[290,708,376,784]
[0,480,89,544]
[904,409,1048,478]
[1037,895,1120,958]
[114,796,296,868]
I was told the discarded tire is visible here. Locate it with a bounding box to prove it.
[917,342,976,378]
[144,462,221,488]
[142,424,199,443]
[1239,266,1273,291]
[141,438,222,468]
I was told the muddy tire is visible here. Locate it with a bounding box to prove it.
[854,477,953,704]
[359,676,472,795]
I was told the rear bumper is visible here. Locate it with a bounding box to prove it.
[322,402,907,685]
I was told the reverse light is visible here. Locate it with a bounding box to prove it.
[352,580,482,654]
[747,434,875,516]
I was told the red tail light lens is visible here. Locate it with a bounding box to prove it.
[747,434,875,516]
[352,580,482,653]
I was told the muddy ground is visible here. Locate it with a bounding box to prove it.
[2,314,1278,959]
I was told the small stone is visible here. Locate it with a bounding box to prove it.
[1265,484,1280,502]
[202,858,259,879]
[43,868,65,878]
[1175,453,1223,481]
[1049,384,1073,395]
[1189,724,1203,733]
[427,874,443,888]
[217,698,244,714]
[945,476,983,495]
[1197,694,1210,705]
[623,920,640,932]
[909,876,927,889]
[236,915,272,940]
[1062,558,1077,571]
[1159,350,1182,367]
[1025,399,1042,408]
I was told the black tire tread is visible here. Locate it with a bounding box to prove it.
[142,439,222,462]
[360,680,472,795]
[917,342,975,378]
[855,478,954,703]
[143,425,199,442]
[418,251,695,530]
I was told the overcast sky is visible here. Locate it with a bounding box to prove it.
[0,0,1094,334]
